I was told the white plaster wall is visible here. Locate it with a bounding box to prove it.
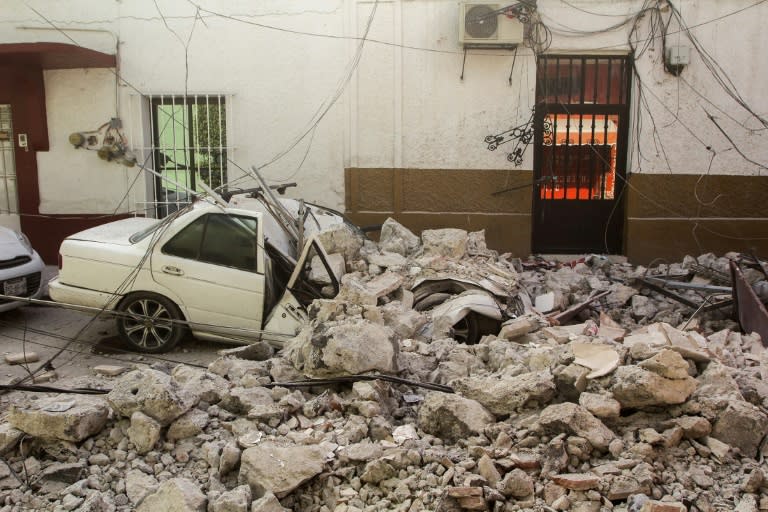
[113,0,351,209]
[352,0,768,177]
[37,68,137,214]
[1,0,767,218]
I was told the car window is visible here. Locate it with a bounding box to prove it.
[199,215,258,272]
[162,216,206,259]
[162,214,259,272]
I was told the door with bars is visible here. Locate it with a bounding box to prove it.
[149,96,228,218]
[0,105,18,218]
[532,55,631,254]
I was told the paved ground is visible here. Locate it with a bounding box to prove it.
[0,269,231,400]
[0,303,229,386]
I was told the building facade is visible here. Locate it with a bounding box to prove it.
[0,0,766,263]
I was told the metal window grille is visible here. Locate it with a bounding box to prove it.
[535,55,630,202]
[0,105,18,216]
[132,95,231,218]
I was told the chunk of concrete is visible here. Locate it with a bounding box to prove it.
[551,473,601,491]
[210,484,251,512]
[309,253,345,285]
[239,442,326,498]
[571,342,620,379]
[379,217,420,256]
[538,403,616,450]
[288,320,398,378]
[421,228,468,259]
[171,365,230,404]
[107,368,197,426]
[167,409,209,441]
[498,316,539,341]
[368,251,407,268]
[579,392,621,419]
[417,392,495,443]
[338,271,404,306]
[136,478,206,512]
[93,365,128,377]
[611,366,696,408]
[498,468,534,498]
[219,387,274,415]
[454,371,556,415]
[315,223,364,262]
[4,352,39,365]
[8,395,109,442]
[670,416,711,439]
[0,423,23,454]
[250,492,290,512]
[711,400,768,458]
[127,411,161,455]
[638,349,690,380]
[125,469,159,506]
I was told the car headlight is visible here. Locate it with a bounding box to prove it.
[16,232,32,253]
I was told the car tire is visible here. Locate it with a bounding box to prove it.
[451,311,481,345]
[117,292,185,353]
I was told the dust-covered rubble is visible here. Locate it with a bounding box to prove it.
[1,219,768,511]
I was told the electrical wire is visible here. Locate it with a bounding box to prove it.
[218,0,379,192]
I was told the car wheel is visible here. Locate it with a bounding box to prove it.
[117,293,185,353]
[451,312,481,345]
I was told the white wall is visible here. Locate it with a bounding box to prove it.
[0,0,766,219]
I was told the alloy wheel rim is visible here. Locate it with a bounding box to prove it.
[123,299,174,348]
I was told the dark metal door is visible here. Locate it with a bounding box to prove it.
[532,55,631,254]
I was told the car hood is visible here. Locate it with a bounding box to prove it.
[67,217,160,245]
[0,227,30,259]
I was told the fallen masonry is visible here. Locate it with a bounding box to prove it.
[1,219,768,511]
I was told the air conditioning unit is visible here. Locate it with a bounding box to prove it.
[459,2,524,48]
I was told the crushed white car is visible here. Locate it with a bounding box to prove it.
[49,185,353,353]
[0,226,45,312]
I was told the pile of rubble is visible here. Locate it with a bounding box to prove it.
[1,218,768,512]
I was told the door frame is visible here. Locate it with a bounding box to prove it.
[531,54,632,254]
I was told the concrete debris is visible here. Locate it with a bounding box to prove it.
[126,411,162,455]
[378,217,420,257]
[210,484,251,512]
[7,394,109,442]
[136,477,206,512]
[0,423,23,454]
[92,364,128,377]
[309,253,345,285]
[538,402,617,450]
[125,469,159,506]
[2,250,768,511]
[611,366,697,408]
[107,368,198,425]
[239,442,327,498]
[287,320,398,378]
[453,370,556,415]
[421,228,469,259]
[314,222,363,263]
[416,392,494,442]
[4,352,39,365]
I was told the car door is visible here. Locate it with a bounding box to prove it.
[151,211,266,332]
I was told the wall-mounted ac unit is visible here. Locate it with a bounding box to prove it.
[459,2,524,48]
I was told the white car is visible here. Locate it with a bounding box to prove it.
[0,227,45,312]
[49,192,348,353]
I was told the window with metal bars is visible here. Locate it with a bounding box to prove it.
[149,95,228,218]
[535,55,630,202]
